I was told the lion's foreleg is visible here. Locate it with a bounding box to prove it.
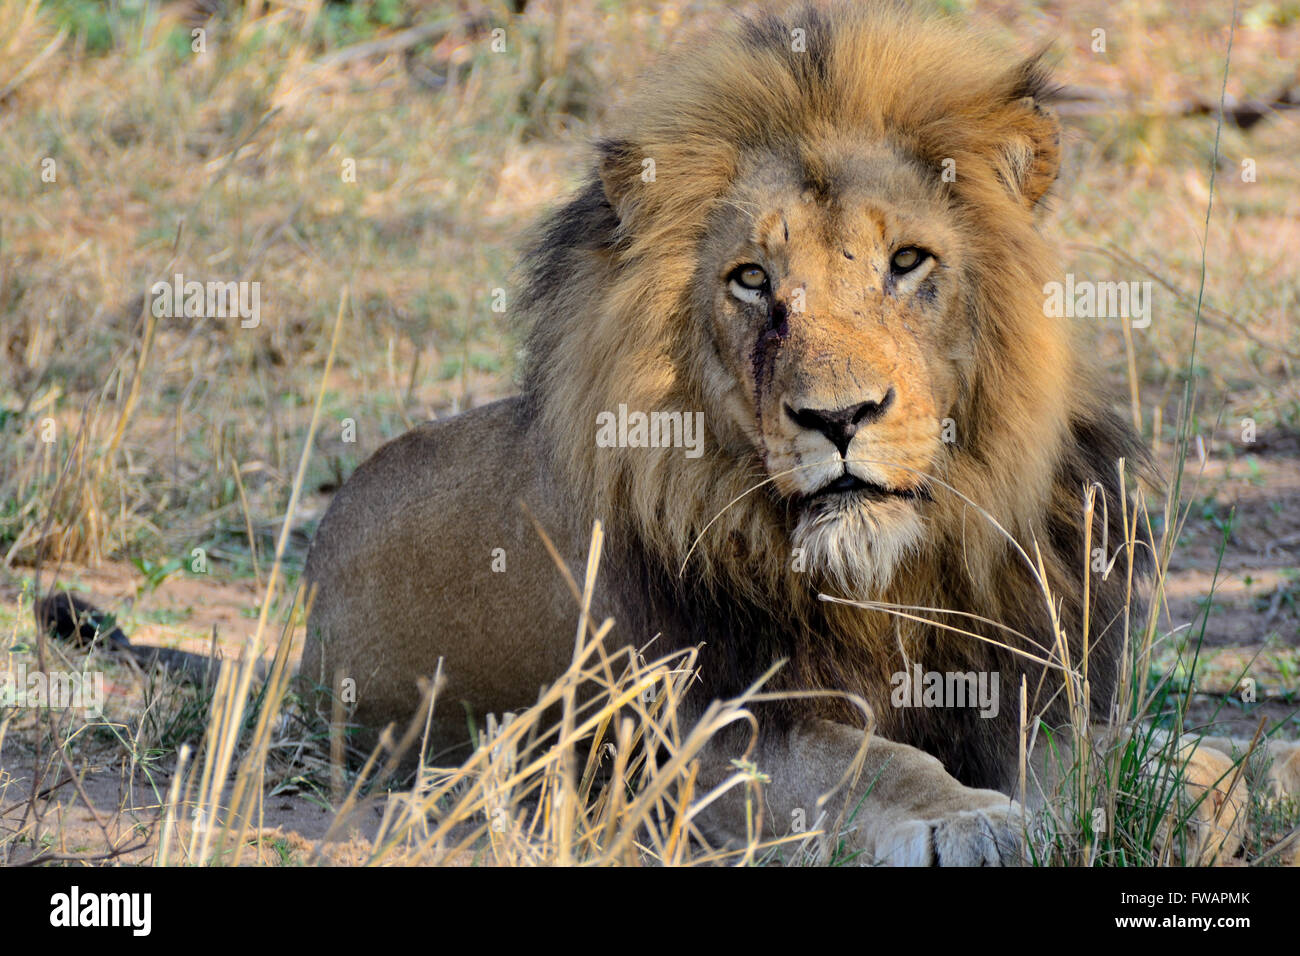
[695,719,1024,866]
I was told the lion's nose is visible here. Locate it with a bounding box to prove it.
[785,388,896,456]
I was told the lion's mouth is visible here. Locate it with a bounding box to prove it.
[804,472,930,504]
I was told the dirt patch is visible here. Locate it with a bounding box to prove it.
[0,561,294,668]
[0,739,474,865]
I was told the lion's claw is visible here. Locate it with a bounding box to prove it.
[877,801,1023,866]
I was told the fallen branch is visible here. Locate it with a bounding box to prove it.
[1053,82,1298,130]
[310,14,490,70]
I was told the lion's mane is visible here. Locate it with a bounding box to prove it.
[516,1,1149,789]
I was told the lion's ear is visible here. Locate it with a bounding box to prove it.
[995,58,1062,208]
[596,138,643,222]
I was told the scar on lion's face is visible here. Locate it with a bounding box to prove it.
[698,149,967,571]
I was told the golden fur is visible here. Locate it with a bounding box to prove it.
[303,1,1156,862]
[515,0,1143,789]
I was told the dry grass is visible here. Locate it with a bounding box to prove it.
[1,0,1299,865]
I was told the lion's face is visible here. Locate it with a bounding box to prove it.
[524,4,1080,604]
[694,146,969,592]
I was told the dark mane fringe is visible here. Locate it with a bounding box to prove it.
[515,177,618,410]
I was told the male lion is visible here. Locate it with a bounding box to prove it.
[303,2,1147,864]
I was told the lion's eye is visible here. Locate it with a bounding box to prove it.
[890,247,929,274]
[727,264,769,305]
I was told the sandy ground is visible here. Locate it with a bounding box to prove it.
[0,733,486,865]
[1157,439,1300,737]
[2,437,1297,866]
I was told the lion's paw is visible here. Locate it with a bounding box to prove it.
[876,799,1023,866]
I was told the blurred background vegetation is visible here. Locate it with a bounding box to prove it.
[0,0,1296,868]
[0,0,1296,681]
